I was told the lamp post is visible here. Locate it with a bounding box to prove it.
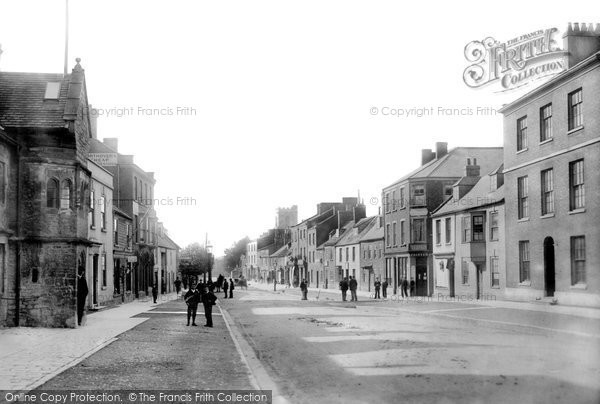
[206,243,213,283]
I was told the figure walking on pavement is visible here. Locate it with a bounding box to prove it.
[152,283,158,303]
[223,278,229,299]
[184,284,201,326]
[401,278,409,298]
[228,278,235,298]
[374,278,381,299]
[339,277,349,301]
[300,279,308,300]
[174,277,182,295]
[410,278,416,296]
[77,267,88,326]
[382,279,388,299]
[202,285,218,327]
[349,276,358,301]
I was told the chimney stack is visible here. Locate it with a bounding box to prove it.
[89,105,98,139]
[435,142,448,158]
[465,157,480,177]
[421,149,436,165]
[563,22,600,68]
[103,138,119,152]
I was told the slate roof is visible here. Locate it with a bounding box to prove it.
[433,169,505,217]
[384,147,503,189]
[271,244,290,258]
[359,218,384,243]
[158,233,180,250]
[336,217,377,247]
[0,71,73,128]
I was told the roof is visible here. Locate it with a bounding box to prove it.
[336,217,377,247]
[359,218,384,243]
[0,62,88,129]
[384,147,503,189]
[271,244,290,258]
[158,233,180,250]
[432,173,504,217]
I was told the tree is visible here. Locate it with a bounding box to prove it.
[179,243,210,285]
[224,236,250,271]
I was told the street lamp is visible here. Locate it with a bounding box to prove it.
[206,243,213,283]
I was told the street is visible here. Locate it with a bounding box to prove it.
[15,287,596,404]
[226,287,600,403]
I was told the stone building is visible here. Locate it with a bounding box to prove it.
[276,205,298,229]
[334,216,377,291]
[89,138,158,298]
[112,207,135,303]
[432,163,505,301]
[0,60,96,327]
[382,143,503,296]
[499,23,600,307]
[156,223,180,294]
[358,216,385,293]
[86,159,114,309]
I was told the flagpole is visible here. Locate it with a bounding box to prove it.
[64,0,69,75]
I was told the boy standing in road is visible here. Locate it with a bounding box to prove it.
[349,276,358,301]
[374,278,381,299]
[202,285,218,327]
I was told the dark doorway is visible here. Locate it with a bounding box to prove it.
[92,254,99,306]
[475,263,485,299]
[448,258,455,298]
[415,257,428,296]
[544,237,555,297]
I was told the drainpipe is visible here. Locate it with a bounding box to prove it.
[14,141,21,326]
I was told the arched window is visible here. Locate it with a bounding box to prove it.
[46,178,59,208]
[61,179,73,209]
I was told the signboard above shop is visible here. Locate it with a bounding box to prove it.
[89,153,118,166]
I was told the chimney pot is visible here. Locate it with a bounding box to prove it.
[435,142,448,158]
[421,149,435,165]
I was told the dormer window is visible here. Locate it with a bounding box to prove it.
[44,82,61,100]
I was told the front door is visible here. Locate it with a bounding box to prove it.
[448,258,455,298]
[475,263,484,299]
[415,257,428,296]
[92,254,99,306]
[544,237,555,297]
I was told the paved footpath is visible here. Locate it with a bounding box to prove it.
[0,293,182,391]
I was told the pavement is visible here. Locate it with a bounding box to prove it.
[0,292,180,392]
[249,281,600,320]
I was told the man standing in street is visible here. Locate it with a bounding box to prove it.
[77,268,88,326]
[349,276,358,302]
[374,278,381,299]
[184,284,201,326]
[202,285,217,327]
[410,278,416,297]
[229,278,235,299]
[300,279,308,300]
[401,278,409,298]
[152,283,158,304]
[223,278,229,299]
[382,279,388,299]
[339,277,349,301]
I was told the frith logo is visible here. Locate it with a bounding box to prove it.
[463,28,568,92]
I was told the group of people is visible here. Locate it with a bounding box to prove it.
[184,282,218,327]
[374,277,415,298]
[339,277,359,301]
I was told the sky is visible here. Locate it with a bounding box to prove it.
[0,0,598,255]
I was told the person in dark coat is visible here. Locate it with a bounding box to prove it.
[184,284,201,326]
[374,278,381,299]
[77,268,88,326]
[382,279,388,298]
[202,285,218,327]
[222,278,229,299]
[229,278,235,298]
[410,278,416,296]
[174,277,182,295]
[339,277,349,301]
[151,283,158,303]
[349,276,358,301]
[401,278,409,298]
[300,279,308,300]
